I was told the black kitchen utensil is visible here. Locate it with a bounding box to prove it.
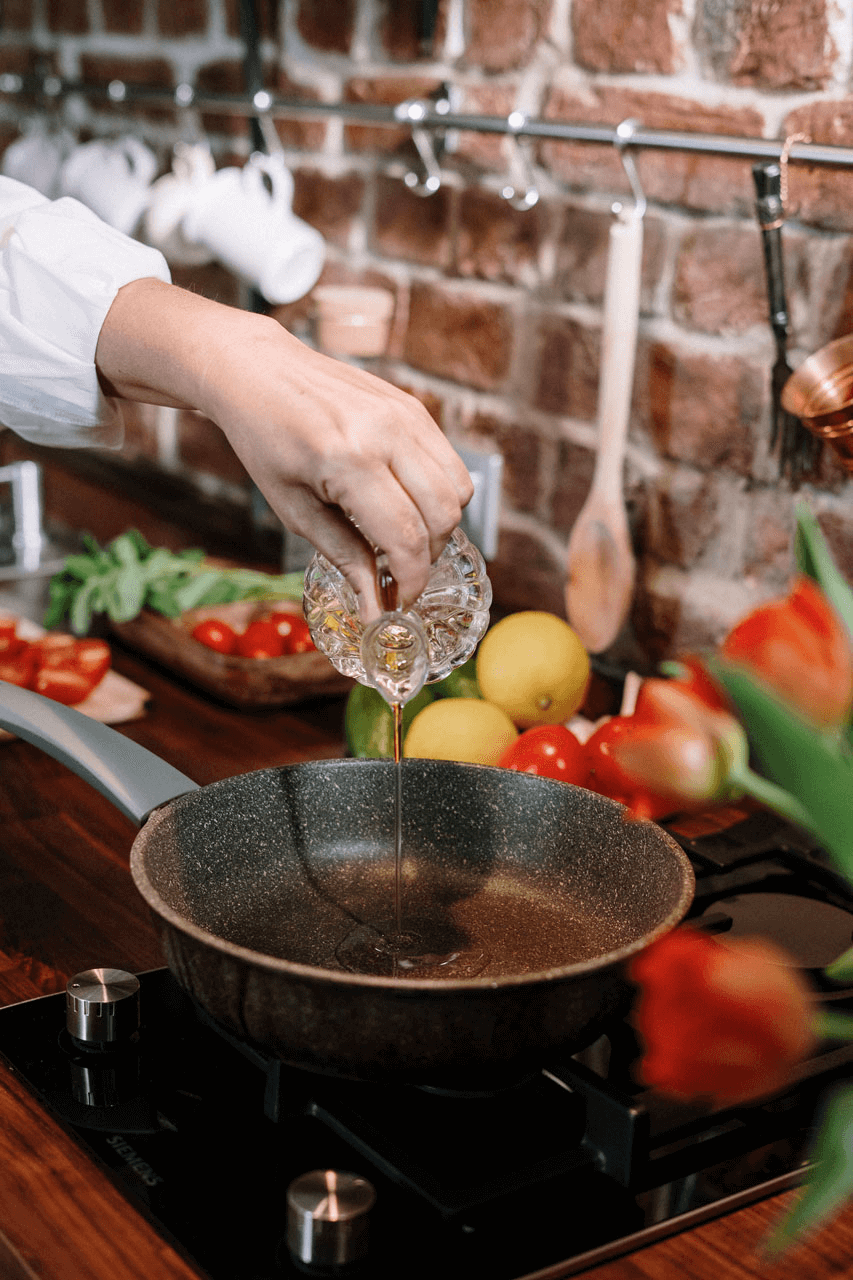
[0,679,693,1089]
[752,161,822,485]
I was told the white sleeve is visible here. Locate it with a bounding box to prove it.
[0,175,171,448]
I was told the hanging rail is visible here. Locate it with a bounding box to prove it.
[2,72,853,170]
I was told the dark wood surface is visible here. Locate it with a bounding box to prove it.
[0,645,851,1279]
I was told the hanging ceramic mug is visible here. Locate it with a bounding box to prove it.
[1,121,75,198]
[181,152,325,304]
[141,140,217,266]
[58,135,158,236]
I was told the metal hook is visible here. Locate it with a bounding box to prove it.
[613,118,646,220]
[499,111,540,212]
[396,94,447,196]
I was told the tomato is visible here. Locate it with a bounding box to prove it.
[583,716,677,821]
[497,724,587,784]
[32,665,100,706]
[266,611,316,654]
[235,619,285,659]
[0,616,24,656]
[0,650,37,688]
[191,618,239,655]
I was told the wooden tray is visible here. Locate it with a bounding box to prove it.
[110,600,353,709]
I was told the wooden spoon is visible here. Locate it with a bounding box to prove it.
[565,205,643,653]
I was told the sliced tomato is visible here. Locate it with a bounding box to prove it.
[498,724,587,784]
[0,617,24,656]
[191,618,239,655]
[66,638,111,684]
[32,665,100,706]
[235,619,285,659]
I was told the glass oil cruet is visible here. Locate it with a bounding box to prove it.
[303,526,493,978]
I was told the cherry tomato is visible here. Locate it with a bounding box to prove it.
[0,616,24,656]
[235,619,285,659]
[0,650,37,688]
[266,611,316,654]
[583,716,673,820]
[498,724,587,784]
[32,665,100,706]
[191,618,239,655]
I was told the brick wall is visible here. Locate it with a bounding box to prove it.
[1,0,853,669]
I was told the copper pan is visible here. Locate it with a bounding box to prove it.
[781,334,853,471]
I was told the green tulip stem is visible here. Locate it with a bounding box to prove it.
[726,761,816,833]
[814,1011,853,1042]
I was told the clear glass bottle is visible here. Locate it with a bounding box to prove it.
[303,526,492,704]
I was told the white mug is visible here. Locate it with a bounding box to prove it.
[181,152,325,304]
[58,135,158,235]
[141,141,217,266]
[1,121,75,198]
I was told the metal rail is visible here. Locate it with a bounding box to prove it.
[1,72,852,170]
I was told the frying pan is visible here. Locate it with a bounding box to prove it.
[0,680,694,1087]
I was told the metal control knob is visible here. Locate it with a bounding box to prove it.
[286,1170,375,1270]
[66,968,140,1050]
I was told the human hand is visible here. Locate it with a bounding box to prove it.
[96,279,473,616]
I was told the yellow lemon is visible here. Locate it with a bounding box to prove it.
[476,611,590,728]
[403,697,518,765]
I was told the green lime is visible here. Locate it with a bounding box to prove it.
[433,656,481,700]
[344,683,435,758]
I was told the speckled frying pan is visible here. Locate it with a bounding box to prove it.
[0,681,694,1087]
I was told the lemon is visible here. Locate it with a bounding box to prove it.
[403,697,518,765]
[476,611,590,728]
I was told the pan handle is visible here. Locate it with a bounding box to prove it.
[0,679,199,825]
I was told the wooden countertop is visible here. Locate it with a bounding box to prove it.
[0,646,850,1280]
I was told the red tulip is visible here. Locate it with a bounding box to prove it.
[629,929,816,1107]
[721,576,853,728]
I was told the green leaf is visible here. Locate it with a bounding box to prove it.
[765,1084,853,1255]
[170,570,227,612]
[707,656,853,880]
[69,580,99,635]
[825,945,853,983]
[795,503,853,641]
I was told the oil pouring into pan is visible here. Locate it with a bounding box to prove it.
[0,680,692,1088]
[565,121,645,654]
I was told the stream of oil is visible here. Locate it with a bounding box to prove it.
[335,564,489,980]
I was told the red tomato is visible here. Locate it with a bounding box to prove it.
[191,618,239,655]
[33,665,100,706]
[498,724,587,784]
[583,717,674,821]
[0,616,24,656]
[66,638,111,684]
[235,619,285,659]
[0,650,37,688]
[266,611,316,654]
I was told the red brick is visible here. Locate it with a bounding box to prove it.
[454,189,543,285]
[672,224,771,335]
[195,58,276,137]
[451,83,520,171]
[156,0,208,37]
[344,75,444,153]
[465,413,543,513]
[78,54,176,124]
[296,0,355,53]
[541,85,764,216]
[486,527,566,617]
[573,0,681,74]
[379,0,426,61]
[464,0,552,73]
[291,169,364,249]
[553,206,665,310]
[102,0,144,34]
[641,339,764,473]
[532,315,600,421]
[723,0,833,90]
[549,437,597,534]
[2,0,33,30]
[46,0,87,33]
[404,283,515,391]
[741,492,798,584]
[177,411,252,488]
[372,174,452,268]
[642,467,724,570]
[779,101,853,232]
[270,71,327,151]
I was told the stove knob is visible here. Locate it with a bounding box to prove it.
[286,1170,375,1270]
[66,968,140,1050]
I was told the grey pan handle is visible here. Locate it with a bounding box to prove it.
[0,679,199,825]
